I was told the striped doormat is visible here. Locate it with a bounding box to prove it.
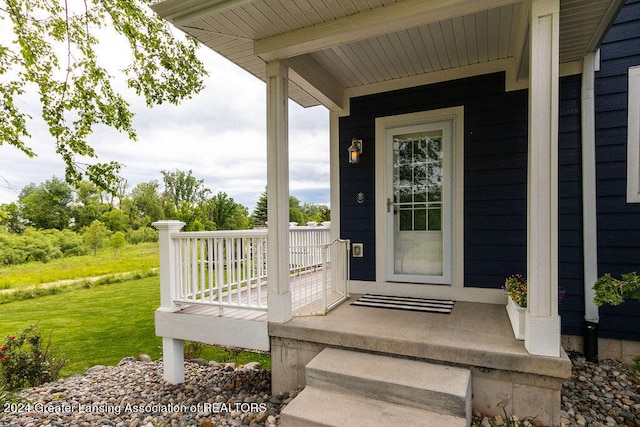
[351,294,455,314]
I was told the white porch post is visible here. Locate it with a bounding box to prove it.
[266,60,293,323]
[525,0,561,357]
[329,110,341,242]
[153,220,186,383]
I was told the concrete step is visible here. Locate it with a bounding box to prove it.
[304,347,471,419]
[280,385,468,427]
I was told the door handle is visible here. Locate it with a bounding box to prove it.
[387,198,392,213]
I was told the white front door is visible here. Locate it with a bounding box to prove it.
[386,120,453,284]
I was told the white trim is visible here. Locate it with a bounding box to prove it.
[375,107,464,290]
[254,0,521,62]
[525,0,561,357]
[346,59,512,103]
[582,52,600,323]
[384,120,453,284]
[627,65,640,203]
[342,59,585,115]
[330,110,341,241]
[266,61,293,323]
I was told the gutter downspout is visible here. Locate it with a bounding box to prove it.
[581,51,600,362]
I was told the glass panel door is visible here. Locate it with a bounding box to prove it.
[387,121,451,284]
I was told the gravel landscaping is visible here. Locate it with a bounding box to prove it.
[1,351,638,427]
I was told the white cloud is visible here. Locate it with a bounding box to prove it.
[0,34,329,213]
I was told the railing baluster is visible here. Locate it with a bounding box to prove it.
[191,238,198,302]
[199,238,205,301]
[166,227,340,315]
[216,236,224,315]
[207,238,214,303]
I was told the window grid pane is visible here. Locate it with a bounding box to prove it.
[393,131,443,232]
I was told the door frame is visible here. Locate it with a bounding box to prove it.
[375,107,465,287]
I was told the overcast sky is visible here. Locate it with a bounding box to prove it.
[0,30,330,213]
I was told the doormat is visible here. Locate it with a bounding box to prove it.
[351,294,454,314]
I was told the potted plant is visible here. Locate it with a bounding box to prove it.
[504,274,527,340]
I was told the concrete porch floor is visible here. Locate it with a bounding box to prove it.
[269,294,572,424]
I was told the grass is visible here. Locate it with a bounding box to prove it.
[0,276,270,378]
[0,243,159,290]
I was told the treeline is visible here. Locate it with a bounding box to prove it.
[0,170,329,266]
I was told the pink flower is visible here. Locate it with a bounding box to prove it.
[0,345,5,351]
[3,356,8,362]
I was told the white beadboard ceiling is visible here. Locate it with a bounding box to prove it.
[152,0,625,110]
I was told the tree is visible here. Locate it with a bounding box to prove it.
[109,231,126,255]
[19,177,74,230]
[161,170,210,208]
[0,0,207,193]
[0,202,25,233]
[83,219,109,255]
[251,188,325,225]
[128,181,163,226]
[288,195,305,225]
[73,180,109,229]
[301,202,330,223]
[252,188,268,223]
[100,209,128,232]
[207,192,250,230]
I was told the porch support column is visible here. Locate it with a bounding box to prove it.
[525,0,561,357]
[153,220,186,384]
[266,60,292,323]
[329,110,341,241]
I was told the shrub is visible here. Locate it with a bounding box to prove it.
[184,341,203,360]
[44,229,86,256]
[593,272,640,306]
[0,229,66,265]
[0,325,68,390]
[127,227,158,244]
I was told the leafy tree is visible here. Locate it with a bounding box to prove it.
[109,231,126,255]
[161,170,211,208]
[251,188,330,225]
[288,195,305,225]
[301,202,330,223]
[0,203,25,233]
[19,177,74,230]
[0,0,207,193]
[83,220,109,255]
[170,202,210,231]
[100,209,128,233]
[129,181,163,226]
[206,192,250,230]
[73,181,109,229]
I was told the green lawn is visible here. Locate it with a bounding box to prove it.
[0,276,270,378]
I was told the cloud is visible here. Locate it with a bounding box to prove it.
[0,36,330,213]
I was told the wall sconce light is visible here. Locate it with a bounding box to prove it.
[348,138,363,164]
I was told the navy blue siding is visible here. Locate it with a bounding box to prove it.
[340,73,530,287]
[558,75,586,336]
[593,0,640,340]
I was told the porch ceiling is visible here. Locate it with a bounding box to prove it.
[152,0,624,111]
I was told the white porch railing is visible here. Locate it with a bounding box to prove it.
[173,230,269,314]
[160,223,348,317]
[291,238,351,316]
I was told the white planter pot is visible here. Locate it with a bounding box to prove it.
[506,297,526,340]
